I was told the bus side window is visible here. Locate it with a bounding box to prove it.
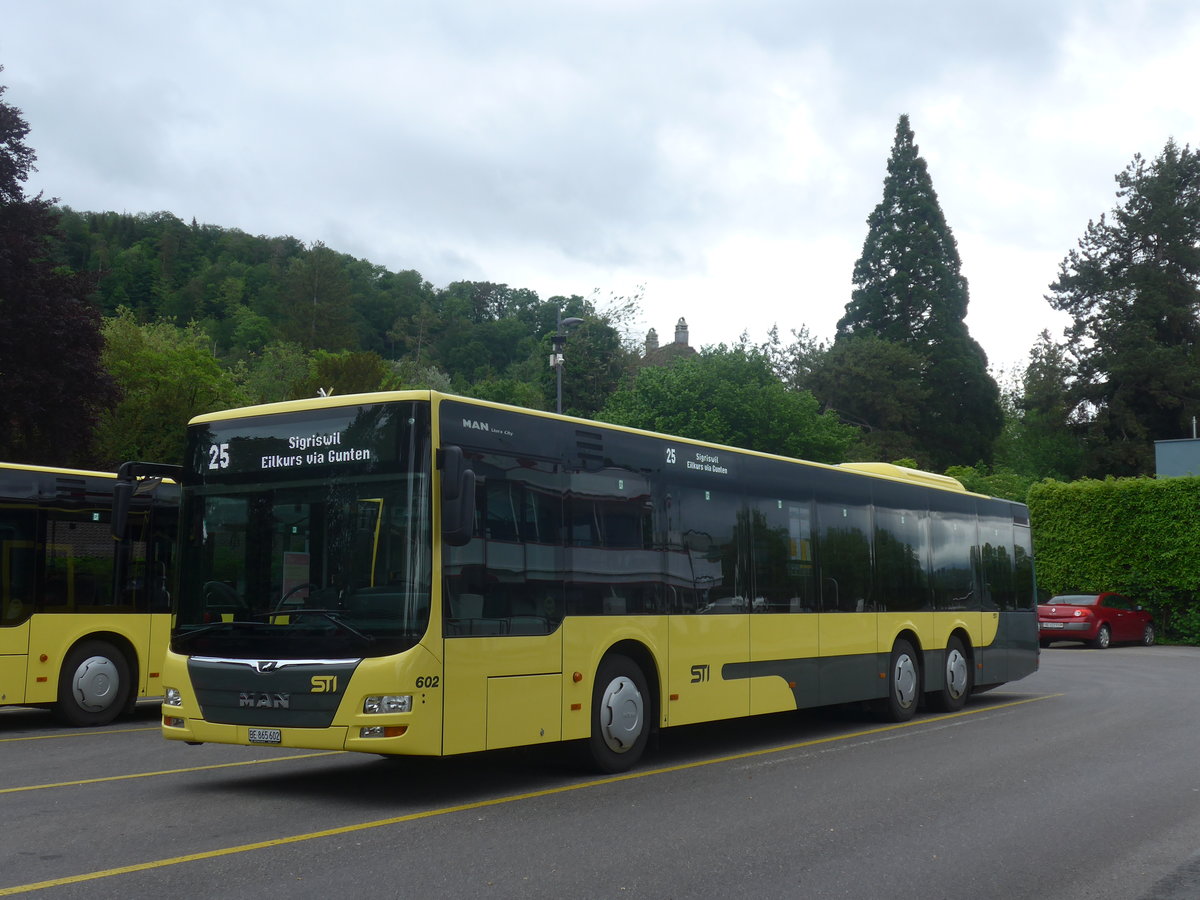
[44,511,119,612]
[445,454,565,636]
[748,498,817,614]
[1,508,37,625]
[816,501,871,613]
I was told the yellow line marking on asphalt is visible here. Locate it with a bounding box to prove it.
[0,693,1058,896]
[0,726,159,742]
[0,752,342,795]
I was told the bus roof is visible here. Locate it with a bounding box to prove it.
[188,390,988,500]
[0,461,117,480]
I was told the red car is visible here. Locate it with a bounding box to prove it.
[1038,593,1155,649]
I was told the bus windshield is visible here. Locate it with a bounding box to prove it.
[174,401,432,659]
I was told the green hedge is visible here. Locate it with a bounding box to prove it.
[1027,476,1200,642]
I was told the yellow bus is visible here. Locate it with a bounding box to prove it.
[1,462,177,725]
[153,391,1037,771]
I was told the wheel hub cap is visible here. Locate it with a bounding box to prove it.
[945,649,968,699]
[894,654,918,708]
[599,676,643,753]
[72,656,120,712]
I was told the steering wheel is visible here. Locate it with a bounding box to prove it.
[202,580,246,610]
[274,582,320,612]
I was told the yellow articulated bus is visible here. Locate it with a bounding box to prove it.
[0,462,177,725]
[149,391,1037,772]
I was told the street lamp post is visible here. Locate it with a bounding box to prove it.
[551,311,584,414]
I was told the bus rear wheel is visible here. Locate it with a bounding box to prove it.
[587,654,650,773]
[55,640,132,727]
[929,635,972,713]
[884,638,921,722]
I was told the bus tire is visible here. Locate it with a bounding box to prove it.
[587,654,650,773]
[884,638,920,722]
[55,640,132,727]
[929,635,972,713]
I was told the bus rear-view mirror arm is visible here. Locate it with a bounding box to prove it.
[112,461,183,542]
[439,445,476,547]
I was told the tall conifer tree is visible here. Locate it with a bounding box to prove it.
[835,115,1001,468]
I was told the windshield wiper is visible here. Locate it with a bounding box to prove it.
[173,620,260,649]
[286,609,376,644]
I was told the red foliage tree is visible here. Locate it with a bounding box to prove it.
[0,68,115,465]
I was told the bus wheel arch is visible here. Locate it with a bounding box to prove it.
[587,645,655,773]
[55,635,136,727]
[929,631,973,713]
[883,634,922,722]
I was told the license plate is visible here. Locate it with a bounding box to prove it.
[248,728,282,744]
[1042,622,1065,629]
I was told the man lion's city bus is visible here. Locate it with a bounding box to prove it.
[0,463,177,725]
[152,391,1037,772]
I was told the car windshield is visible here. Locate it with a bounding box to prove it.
[1049,595,1099,606]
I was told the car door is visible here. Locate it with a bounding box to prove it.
[1104,594,1136,642]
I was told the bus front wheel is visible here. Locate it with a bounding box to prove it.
[587,654,650,773]
[55,640,132,727]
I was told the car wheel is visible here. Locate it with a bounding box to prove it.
[883,638,921,721]
[1142,624,1155,646]
[587,654,650,773]
[55,640,132,727]
[929,636,972,712]
[1089,624,1112,650]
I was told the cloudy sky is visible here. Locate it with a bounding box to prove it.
[4,1,1198,374]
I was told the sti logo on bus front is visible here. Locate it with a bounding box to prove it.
[239,691,290,709]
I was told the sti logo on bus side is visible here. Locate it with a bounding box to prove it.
[239,692,290,709]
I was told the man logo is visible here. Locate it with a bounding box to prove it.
[239,691,289,709]
[311,675,337,693]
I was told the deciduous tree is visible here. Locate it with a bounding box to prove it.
[94,309,248,467]
[806,335,928,463]
[1047,139,1200,475]
[598,346,856,463]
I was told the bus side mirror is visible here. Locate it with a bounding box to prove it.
[439,446,476,547]
[112,479,134,542]
[112,461,181,541]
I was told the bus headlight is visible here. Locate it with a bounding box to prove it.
[363,695,412,714]
[164,687,182,707]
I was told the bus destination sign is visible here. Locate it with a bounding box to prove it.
[191,403,415,478]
